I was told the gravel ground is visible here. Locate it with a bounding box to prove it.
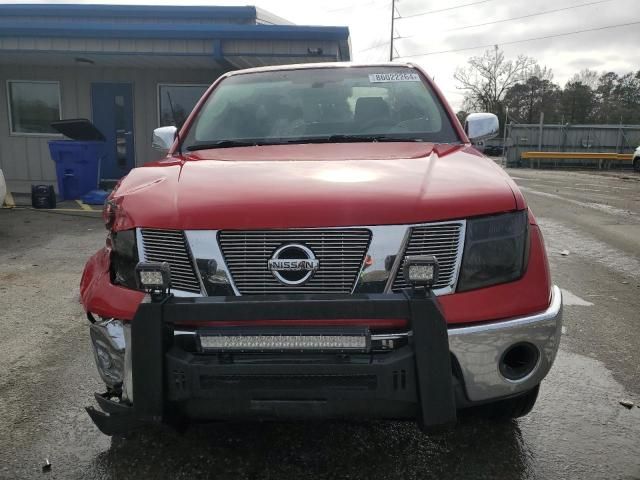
[0,167,639,480]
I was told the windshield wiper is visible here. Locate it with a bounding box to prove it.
[186,136,424,151]
[300,135,423,144]
[185,140,259,151]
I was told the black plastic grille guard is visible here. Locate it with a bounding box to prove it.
[89,291,457,433]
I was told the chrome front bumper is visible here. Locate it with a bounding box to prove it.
[449,285,563,402]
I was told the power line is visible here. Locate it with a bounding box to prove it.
[361,1,617,57]
[396,20,640,58]
[397,0,498,19]
[396,0,613,39]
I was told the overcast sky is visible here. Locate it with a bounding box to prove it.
[5,0,640,109]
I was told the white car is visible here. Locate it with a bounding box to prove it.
[634,146,640,172]
[0,169,6,207]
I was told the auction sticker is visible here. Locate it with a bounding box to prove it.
[369,72,421,83]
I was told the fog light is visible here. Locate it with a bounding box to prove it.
[135,261,171,294]
[499,342,539,381]
[403,255,439,288]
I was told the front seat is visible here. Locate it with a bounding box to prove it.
[354,97,391,130]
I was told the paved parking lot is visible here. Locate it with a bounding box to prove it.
[0,167,639,480]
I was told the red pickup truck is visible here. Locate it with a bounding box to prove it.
[80,63,562,435]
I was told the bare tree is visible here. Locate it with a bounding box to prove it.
[524,64,554,83]
[570,68,599,90]
[454,46,537,114]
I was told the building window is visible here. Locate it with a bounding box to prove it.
[7,81,61,135]
[158,84,208,128]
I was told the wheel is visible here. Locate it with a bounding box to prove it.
[633,157,640,172]
[470,385,540,420]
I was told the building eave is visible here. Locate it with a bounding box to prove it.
[0,21,350,43]
[0,4,259,20]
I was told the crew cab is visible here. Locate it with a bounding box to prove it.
[80,63,562,435]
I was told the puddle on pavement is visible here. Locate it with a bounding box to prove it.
[5,349,638,480]
[518,349,639,480]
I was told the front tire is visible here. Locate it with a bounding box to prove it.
[633,157,640,172]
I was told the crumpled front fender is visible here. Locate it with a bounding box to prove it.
[80,247,145,320]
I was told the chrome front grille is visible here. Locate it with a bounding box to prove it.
[219,229,371,294]
[391,221,465,292]
[140,229,201,293]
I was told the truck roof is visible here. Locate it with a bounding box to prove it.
[224,61,420,77]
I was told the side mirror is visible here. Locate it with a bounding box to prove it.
[464,113,499,144]
[152,126,177,153]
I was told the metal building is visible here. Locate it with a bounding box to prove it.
[505,123,640,167]
[0,4,351,193]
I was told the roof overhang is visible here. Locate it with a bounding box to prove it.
[0,21,351,69]
[0,4,260,20]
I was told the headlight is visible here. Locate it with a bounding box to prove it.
[457,211,529,292]
[110,229,139,289]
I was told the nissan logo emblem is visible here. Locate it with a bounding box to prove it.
[268,243,319,286]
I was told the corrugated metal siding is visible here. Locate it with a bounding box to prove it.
[0,65,222,192]
[3,16,251,25]
[0,37,340,60]
[505,124,640,167]
[0,37,213,55]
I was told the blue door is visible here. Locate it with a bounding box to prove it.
[91,83,135,180]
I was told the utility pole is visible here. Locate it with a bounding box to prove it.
[390,0,396,61]
[502,106,509,166]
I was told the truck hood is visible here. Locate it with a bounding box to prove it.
[111,143,524,231]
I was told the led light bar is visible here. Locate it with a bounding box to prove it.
[198,328,370,353]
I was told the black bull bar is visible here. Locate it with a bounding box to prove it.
[86,291,457,434]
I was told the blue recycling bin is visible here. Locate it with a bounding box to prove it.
[49,141,104,200]
[48,119,106,201]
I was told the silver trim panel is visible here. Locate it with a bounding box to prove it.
[171,222,466,298]
[89,318,125,388]
[185,230,240,295]
[449,285,563,402]
[122,322,133,402]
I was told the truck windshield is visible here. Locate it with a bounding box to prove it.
[183,66,460,150]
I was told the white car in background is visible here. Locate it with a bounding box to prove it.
[0,169,6,207]
[634,146,640,172]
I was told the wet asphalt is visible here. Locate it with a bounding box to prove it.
[0,166,639,480]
